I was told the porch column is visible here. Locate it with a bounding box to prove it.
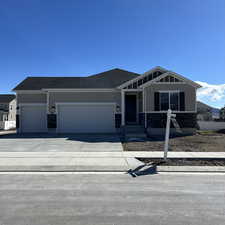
[121,90,125,126]
[143,87,147,128]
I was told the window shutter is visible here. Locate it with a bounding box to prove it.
[154,92,160,111]
[180,92,185,111]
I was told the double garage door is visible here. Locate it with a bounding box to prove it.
[57,103,116,133]
[20,103,115,133]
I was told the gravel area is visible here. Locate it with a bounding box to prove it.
[123,130,225,152]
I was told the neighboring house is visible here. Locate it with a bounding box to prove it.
[0,94,16,130]
[220,106,225,121]
[13,66,201,135]
[197,101,220,121]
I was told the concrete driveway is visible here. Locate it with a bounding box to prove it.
[0,133,123,152]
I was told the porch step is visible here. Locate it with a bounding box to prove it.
[125,133,147,138]
[124,125,147,139]
[124,125,145,133]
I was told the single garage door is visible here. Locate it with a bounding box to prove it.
[57,103,116,133]
[21,104,47,133]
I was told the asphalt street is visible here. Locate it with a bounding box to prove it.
[0,173,225,225]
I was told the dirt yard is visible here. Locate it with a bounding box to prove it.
[138,158,225,166]
[123,130,225,152]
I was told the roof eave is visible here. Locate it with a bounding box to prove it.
[117,66,168,89]
[139,71,202,89]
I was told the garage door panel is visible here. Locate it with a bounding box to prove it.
[21,105,47,133]
[58,104,115,133]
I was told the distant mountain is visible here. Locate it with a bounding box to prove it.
[197,101,220,119]
[197,101,211,112]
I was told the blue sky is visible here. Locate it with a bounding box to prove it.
[0,0,225,107]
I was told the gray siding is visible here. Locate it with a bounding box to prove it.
[145,84,196,111]
[49,91,121,112]
[17,93,47,104]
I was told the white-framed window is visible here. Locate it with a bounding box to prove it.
[159,91,180,111]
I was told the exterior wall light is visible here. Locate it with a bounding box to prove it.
[116,105,121,112]
[50,106,56,114]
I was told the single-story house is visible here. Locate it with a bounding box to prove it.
[0,94,16,130]
[13,66,201,135]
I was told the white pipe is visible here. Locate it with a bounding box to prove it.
[164,109,172,160]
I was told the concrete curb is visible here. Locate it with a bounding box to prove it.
[0,166,128,172]
[0,165,225,173]
[157,166,225,172]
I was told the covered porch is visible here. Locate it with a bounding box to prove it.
[121,89,145,127]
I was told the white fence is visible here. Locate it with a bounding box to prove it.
[198,121,225,131]
[0,121,16,130]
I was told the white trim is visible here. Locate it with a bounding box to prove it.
[55,102,116,106]
[195,89,197,112]
[140,72,202,89]
[47,92,50,114]
[117,66,166,89]
[136,93,139,123]
[143,87,147,128]
[145,111,197,113]
[125,92,139,95]
[153,82,185,85]
[122,89,142,92]
[121,90,125,126]
[19,103,47,106]
[18,105,21,133]
[142,87,145,113]
[42,88,118,92]
[15,90,45,94]
[158,90,180,93]
[168,71,202,88]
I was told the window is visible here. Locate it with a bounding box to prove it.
[170,92,179,110]
[160,91,179,111]
[160,93,169,110]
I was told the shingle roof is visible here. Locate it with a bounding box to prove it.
[0,94,15,103]
[13,69,140,91]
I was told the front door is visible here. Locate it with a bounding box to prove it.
[125,94,137,124]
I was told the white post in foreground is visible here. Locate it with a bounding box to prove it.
[164,109,172,161]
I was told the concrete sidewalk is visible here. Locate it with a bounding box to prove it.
[0,152,143,172]
[0,151,224,172]
[123,151,225,159]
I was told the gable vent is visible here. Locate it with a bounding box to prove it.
[123,70,163,89]
[157,75,183,83]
